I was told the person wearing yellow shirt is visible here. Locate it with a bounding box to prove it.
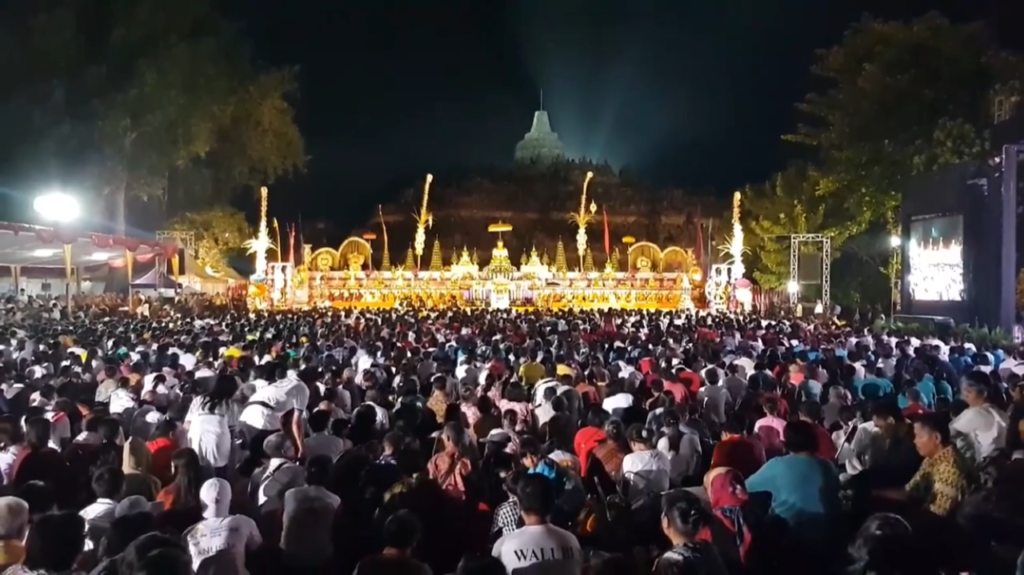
[519,357,545,388]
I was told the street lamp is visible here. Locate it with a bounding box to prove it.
[33,191,80,223]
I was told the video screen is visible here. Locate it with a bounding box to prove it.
[908,214,964,301]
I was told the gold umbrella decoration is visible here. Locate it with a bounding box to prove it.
[567,171,596,271]
[487,221,514,276]
[245,186,275,277]
[412,173,433,270]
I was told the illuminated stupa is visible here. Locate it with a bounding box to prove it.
[514,93,565,164]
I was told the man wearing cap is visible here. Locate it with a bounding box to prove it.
[184,478,261,574]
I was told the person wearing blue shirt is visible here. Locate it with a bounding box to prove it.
[934,377,954,401]
[909,366,937,409]
[993,348,1006,371]
[855,376,894,400]
[800,365,824,403]
[744,420,841,545]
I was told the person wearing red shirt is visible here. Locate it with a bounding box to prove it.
[797,401,836,461]
[711,420,766,478]
[676,368,702,396]
[662,376,689,405]
[901,388,931,419]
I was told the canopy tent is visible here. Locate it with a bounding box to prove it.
[174,251,244,294]
[0,221,176,296]
[180,251,246,283]
[130,250,245,295]
[129,267,180,290]
[0,222,173,268]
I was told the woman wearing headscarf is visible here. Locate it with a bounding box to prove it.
[696,467,757,574]
[121,438,161,500]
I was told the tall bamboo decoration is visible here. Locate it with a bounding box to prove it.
[244,186,275,278]
[567,171,596,271]
[378,204,391,271]
[412,173,433,270]
[729,191,745,282]
[272,218,282,263]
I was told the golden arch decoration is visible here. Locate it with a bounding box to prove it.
[661,246,696,273]
[338,237,373,271]
[627,242,663,272]
[309,248,339,272]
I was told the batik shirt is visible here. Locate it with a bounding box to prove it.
[905,445,969,517]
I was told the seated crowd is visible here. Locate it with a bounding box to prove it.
[0,306,1017,574]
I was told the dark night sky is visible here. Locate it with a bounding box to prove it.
[226,0,1017,231]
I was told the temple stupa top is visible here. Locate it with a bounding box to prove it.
[514,95,565,164]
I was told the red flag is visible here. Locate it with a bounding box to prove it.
[694,208,704,268]
[603,206,611,256]
[288,224,296,265]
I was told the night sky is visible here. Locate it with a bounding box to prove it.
[228,0,1016,231]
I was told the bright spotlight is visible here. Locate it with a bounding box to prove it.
[33,191,80,223]
[31,249,58,257]
[786,280,800,294]
[89,252,112,261]
[889,235,901,248]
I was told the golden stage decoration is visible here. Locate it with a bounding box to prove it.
[413,173,433,270]
[378,204,391,271]
[567,171,596,271]
[245,186,274,278]
[248,207,705,311]
[346,252,365,272]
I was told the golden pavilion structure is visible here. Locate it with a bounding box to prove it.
[248,170,718,311]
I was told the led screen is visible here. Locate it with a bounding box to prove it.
[908,214,964,301]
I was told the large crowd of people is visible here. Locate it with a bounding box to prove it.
[0,293,1019,574]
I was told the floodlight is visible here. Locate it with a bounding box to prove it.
[889,235,901,248]
[33,191,80,223]
[31,249,58,257]
[89,252,112,261]
[786,280,800,294]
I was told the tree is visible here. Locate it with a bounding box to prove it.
[788,13,1015,238]
[744,165,829,288]
[167,206,250,273]
[0,0,305,234]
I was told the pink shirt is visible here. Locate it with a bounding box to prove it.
[497,400,533,432]
[753,415,788,457]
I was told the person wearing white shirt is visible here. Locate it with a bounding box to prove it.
[492,474,582,575]
[952,373,1009,465]
[532,378,561,407]
[302,411,349,462]
[621,425,672,503]
[185,478,261,573]
[0,431,23,486]
[108,384,136,416]
[185,375,238,471]
[601,383,634,415]
[178,352,198,372]
[239,367,311,443]
[80,466,123,551]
